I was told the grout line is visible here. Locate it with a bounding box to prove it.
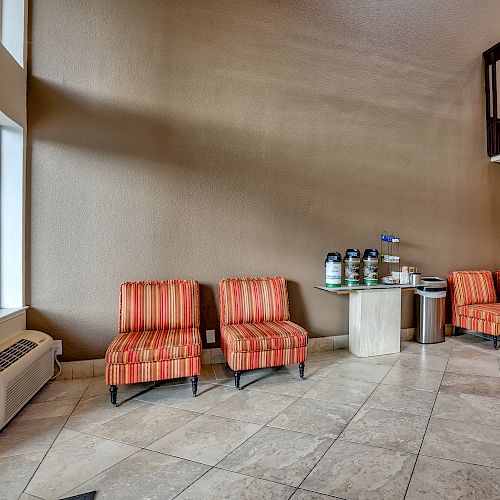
[402,348,449,499]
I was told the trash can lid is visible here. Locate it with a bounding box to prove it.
[419,277,447,288]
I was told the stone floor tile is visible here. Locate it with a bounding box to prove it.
[87,403,200,447]
[421,416,500,468]
[81,377,153,401]
[64,449,210,500]
[136,382,237,412]
[400,341,452,357]
[406,454,500,500]
[303,377,377,407]
[439,372,500,398]
[15,399,79,422]
[364,384,436,416]
[290,490,339,500]
[31,379,91,403]
[175,468,295,499]
[0,416,66,458]
[350,353,402,366]
[0,452,45,500]
[25,433,138,500]
[381,365,443,392]
[64,394,145,432]
[268,397,357,438]
[432,391,500,425]
[327,361,392,383]
[301,440,416,499]
[212,364,272,381]
[241,371,318,397]
[218,426,333,487]
[147,413,261,466]
[395,353,448,372]
[207,389,296,424]
[446,356,500,378]
[51,428,80,447]
[339,407,428,453]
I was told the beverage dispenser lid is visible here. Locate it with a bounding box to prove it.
[344,249,360,260]
[363,248,379,259]
[325,252,342,263]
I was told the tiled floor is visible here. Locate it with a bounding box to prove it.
[2,333,500,499]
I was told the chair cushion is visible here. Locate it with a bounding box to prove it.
[219,276,290,326]
[105,328,202,364]
[119,280,199,333]
[456,303,500,324]
[222,321,308,353]
[448,271,496,307]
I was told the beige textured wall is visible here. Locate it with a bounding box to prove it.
[28,0,500,360]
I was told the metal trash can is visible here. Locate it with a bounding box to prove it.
[415,277,447,344]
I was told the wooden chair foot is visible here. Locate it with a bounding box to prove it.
[191,376,198,397]
[234,371,241,389]
[299,362,305,379]
[109,385,118,406]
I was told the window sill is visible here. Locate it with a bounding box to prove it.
[0,306,28,324]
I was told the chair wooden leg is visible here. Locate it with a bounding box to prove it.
[234,371,241,390]
[299,362,305,379]
[109,385,118,406]
[494,336,498,350]
[191,376,198,397]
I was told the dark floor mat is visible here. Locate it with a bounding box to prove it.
[60,492,97,500]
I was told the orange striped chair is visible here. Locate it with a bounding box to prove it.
[448,270,500,349]
[219,276,308,389]
[105,280,201,405]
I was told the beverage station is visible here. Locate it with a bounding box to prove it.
[316,232,447,357]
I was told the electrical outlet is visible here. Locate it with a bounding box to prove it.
[206,329,216,344]
[53,340,63,356]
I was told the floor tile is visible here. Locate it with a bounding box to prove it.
[439,372,500,398]
[207,389,296,424]
[64,449,210,500]
[15,399,79,422]
[176,467,295,499]
[406,454,500,499]
[51,428,80,447]
[446,356,500,378]
[395,353,448,372]
[364,384,436,416]
[212,364,272,381]
[329,361,392,383]
[147,413,261,466]
[350,353,402,366]
[450,345,498,360]
[136,382,237,412]
[339,407,428,453]
[381,365,443,392]
[18,494,40,499]
[290,490,339,500]
[81,377,153,401]
[242,371,318,397]
[0,452,45,500]
[268,397,357,438]
[25,433,139,499]
[0,416,66,458]
[64,395,145,432]
[432,391,500,425]
[218,426,333,487]
[87,403,199,447]
[421,416,500,468]
[303,377,377,407]
[281,356,346,380]
[31,379,90,403]
[301,440,416,500]
[400,341,452,357]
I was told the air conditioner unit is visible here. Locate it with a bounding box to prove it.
[0,330,54,429]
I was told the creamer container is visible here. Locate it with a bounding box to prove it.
[363,249,379,285]
[344,249,361,286]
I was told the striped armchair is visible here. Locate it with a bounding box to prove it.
[219,276,308,389]
[448,271,500,349]
[105,280,202,405]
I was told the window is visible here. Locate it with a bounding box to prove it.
[0,120,24,308]
[0,0,24,67]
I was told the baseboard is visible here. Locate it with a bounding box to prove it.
[60,328,423,380]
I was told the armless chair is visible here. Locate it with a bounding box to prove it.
[105,280,201,405]
[219,276,308,389]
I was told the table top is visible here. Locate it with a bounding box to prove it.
[315,284,415,293]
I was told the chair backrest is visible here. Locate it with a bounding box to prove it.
[119,280,199,333]
[219,276,290,326]
[447,271,496,308]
